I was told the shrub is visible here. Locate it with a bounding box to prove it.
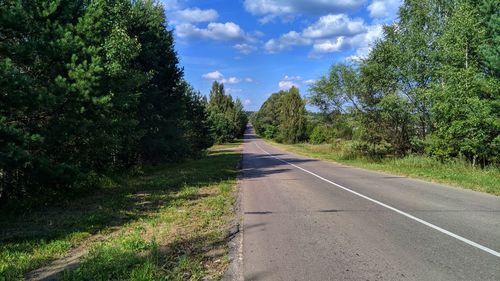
[309,125,330,144]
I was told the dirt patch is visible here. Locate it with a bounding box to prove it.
[24,234,103,281]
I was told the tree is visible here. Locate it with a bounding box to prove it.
[180,82,214,156]
[0,0,214,207]
[479,0,500,76]
[279,87,307,143]
[429,2,499,165]
[252,91,284,139]
[207,81,247,143]
[252,87,306,143]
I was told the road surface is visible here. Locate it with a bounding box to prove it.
[240,128,500,281]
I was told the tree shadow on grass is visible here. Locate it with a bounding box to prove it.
[61,230,230,281]
[0,149,240,280]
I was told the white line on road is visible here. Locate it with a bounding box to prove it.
[255,142,500,258]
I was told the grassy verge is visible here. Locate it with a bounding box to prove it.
[265,141,500,195]
[0,142,241,281]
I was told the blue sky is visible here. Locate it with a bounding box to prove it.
[161,0,401,111]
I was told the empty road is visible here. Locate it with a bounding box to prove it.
[240,129,500,281]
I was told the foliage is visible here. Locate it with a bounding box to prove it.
[309,125,330,144]
[428,2,500,165]
[0,143,241,280]
[0,0,212,207]
[252,87,307,143]
[306,0,499,166]
[279,87,307,143]
[252,91,284,140]
[267,140,500,195]
[207,81,248,143]
[479,0,500,76]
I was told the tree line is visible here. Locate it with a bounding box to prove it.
[0,0,245,208]
[252,0,499,167]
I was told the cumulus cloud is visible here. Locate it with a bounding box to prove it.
[166,2,260,55]
[264,13,383,58]
[221,77,242,84]
[312,24,383,56]
[202,71,224,80]
[201,71,254,85]
[233,43,257,54]
[278,75,302,90]
[176,22,252,41]
[302,14,366,39]
[279,80,298,90]
[171,8,218,23]
[368,0,401,19]
[312,37,347,54]
[264,31,311,53]
[244,0,365,22]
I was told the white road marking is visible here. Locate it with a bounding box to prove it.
[255,142,500,258]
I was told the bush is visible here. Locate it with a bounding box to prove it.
[309,125,330,144]
[263,124,279,140]
[338,140,393,160]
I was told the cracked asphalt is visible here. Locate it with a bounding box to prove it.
[240,128,500,281]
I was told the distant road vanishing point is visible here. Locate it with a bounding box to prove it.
[240,127,500,281]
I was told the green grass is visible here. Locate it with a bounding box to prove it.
[0,143,241,281]
[266,141,500,195]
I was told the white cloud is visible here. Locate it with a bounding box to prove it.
[311,24,383,56]
[221,77,242,84]
[202,70,224,80]
[244,0,365,22]
[176,22,253,42]
[171,8,218,23]
[368,0,401,19]
[166,3,262,55]
[302,14,365,39]
[304,79,317,85]
[279,80,298,90]
[264,13,384,58]
[264,14,367,53]
[312,37,347,53]
[202,71,254,85]
[233,43,257,54]
[278,75,302,90]
[264,31,311,53]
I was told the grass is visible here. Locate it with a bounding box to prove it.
[266,141,500,195]
[0,142,241,281]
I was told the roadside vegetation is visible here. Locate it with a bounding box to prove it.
[268,141,500,195]
[0,142,241,280]
[0,0,247,210]
[1,1,248,279]
[251,0,499,195]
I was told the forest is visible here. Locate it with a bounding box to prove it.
[0,0,246,209]
[252,0,499,169]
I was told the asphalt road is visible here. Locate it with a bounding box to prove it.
[240,128,500,281]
